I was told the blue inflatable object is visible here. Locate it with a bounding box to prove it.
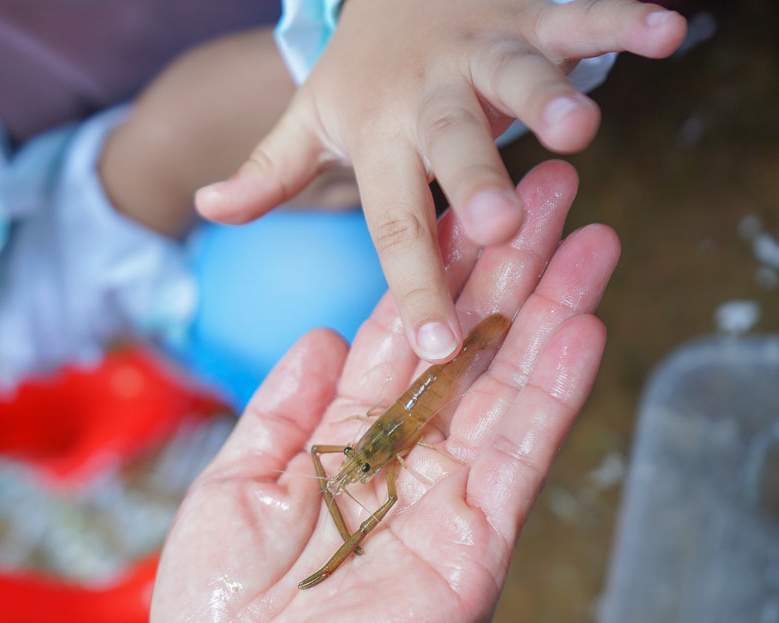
[175,208,386,408]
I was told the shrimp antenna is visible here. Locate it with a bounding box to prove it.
[270,467,321,481]
[342,362,397,448]
[343,486,379,524]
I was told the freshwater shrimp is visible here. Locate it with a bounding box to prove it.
[298,313,511,589]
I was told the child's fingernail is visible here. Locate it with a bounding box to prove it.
[195,181,228,210]
[543,95,586,126]
[645,10,673,28]
[464,189,522,245]
[415,321,458,361]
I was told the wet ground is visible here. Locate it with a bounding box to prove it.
[493,2,779,621]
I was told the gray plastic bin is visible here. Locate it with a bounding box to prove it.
[599,336,779,622]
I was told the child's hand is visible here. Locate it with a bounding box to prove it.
[195,0,685,363]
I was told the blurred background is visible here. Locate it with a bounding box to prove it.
[494,0,779,620]
[0,0,777,621]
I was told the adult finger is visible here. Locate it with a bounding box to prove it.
[467,313,607,544]
[418,82,524,245]
[450,223,620,455]
[491,224,620,390]
[202,328,349,480]
[458,222,620,544]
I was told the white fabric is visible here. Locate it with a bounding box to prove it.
[0,106,197,390]
[274,0,343,85]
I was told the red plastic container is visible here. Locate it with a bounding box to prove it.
[0,347,228,622]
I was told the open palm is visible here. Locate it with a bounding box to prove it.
[151,161,620,622]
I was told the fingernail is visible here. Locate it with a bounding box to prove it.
[194,181,228,210]
[415,321,458,361]
[645,10,673,28]
[543,95,586,126]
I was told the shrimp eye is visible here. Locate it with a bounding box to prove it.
[344,447,353,456]
[361,463,371,473]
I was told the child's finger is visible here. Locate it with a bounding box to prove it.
[418,82,524,245]
[353,140,463,364]
[536,0,687,61]
[194,97,328,224]
[334,208,483,411]
[470,40,600,153]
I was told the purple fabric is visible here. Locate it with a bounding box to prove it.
[0,1,280,143]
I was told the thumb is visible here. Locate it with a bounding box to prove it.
[195,99,328,224]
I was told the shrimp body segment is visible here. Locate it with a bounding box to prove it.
[298,314,511,589]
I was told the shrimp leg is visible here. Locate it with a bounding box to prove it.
[298,464,398,590]
[310,445,364,556]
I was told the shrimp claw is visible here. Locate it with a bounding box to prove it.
[298,465,398,589]
[310,445,365,556]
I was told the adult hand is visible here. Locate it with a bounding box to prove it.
[194,0,681,363]
[152,161,620,622]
